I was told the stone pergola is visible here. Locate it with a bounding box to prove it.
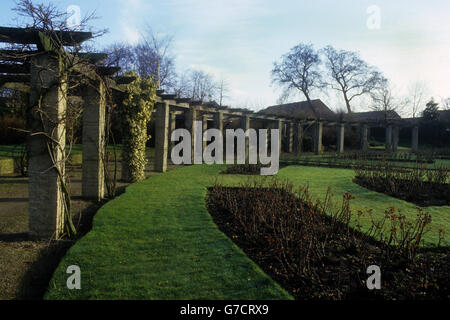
[0,27,133,239]
[0,26,425,240]
[152,97,423,172]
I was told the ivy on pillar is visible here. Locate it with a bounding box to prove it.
[28,53,68,239]
[154,101,170,172]
[82,80,106,202]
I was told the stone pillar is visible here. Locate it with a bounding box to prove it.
[241,115,250,162]
[82,81,105,201]
[411,126,419,152]
[360,125,369,150]
[313,122,323,155]
[288,122,294,153]
[185,107,197,163]
[294,123,303,154]
[392,126,399,152]
[169,111,177,150]
[275,119,283,153]
[337,124,345,153]
[213,111,224,133]
[28,54,67,239]
[154,101,170,172]
[202,114,208,151]
[385,125,393,151]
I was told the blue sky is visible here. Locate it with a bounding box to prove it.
[1,0,449,114]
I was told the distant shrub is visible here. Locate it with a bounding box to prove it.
[354,161,449,206]
[222,164,263,175]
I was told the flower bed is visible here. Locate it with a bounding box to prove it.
[206,179,449,300]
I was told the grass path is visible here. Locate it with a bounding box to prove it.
[45,164,449,299]
[45,165,291,300]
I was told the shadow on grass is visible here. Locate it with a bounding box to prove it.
[15,186,128,300]
[0,198,28,203]
[0,232,29,242]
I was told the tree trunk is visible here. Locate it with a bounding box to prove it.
[343,92,352,113]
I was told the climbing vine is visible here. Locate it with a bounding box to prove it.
[120,71,157,182]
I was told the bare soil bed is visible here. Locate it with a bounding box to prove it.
[206,186,450,300]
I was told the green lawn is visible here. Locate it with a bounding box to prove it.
[277,166,450,246]
[45,165,292,300]
[44,164,449,300]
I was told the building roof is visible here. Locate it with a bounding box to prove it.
[258,99,336,120]
[344,110,401,121]
[438,110,450,121]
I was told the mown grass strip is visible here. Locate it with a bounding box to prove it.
[45,165,292,300]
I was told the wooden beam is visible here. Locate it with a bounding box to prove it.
[115,76,136,85]
[0,63,30,74]
[0,27,92,46]
[0,74,30,83]
[97,66,121,76]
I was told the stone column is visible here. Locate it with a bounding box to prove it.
[411,126,419,152]
[385,125,393,151]
[28,54,67,239]
[313,122,323,155]
[154,101,170,172]
[185,107,198,163]
[241,115,250,162]
[275,119,283,153]
[360,125,369,150]
[294,123,303,154]
[392,126,399,152]
[202,114,209,151]
[288,122,294,153]
[213,111,224,133]
[337,123,345,153]
[169,111,177,150]
[82,81,105,201]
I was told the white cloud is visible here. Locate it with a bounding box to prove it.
[121,24,141,44]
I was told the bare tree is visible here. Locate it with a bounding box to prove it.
[271,43,323,108]
[323,45,384,113]
[189,70,218,102]
[442,97,450,110]
[217,75,229,107]
[134,27,176,90]
[103,27,176,90]
[370,79,407,120]
[408,81,427,118]
[103,42,135,72]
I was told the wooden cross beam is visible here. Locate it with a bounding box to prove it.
[0,27,92,46]
[0,63,30,74]
[0,50,108,64]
